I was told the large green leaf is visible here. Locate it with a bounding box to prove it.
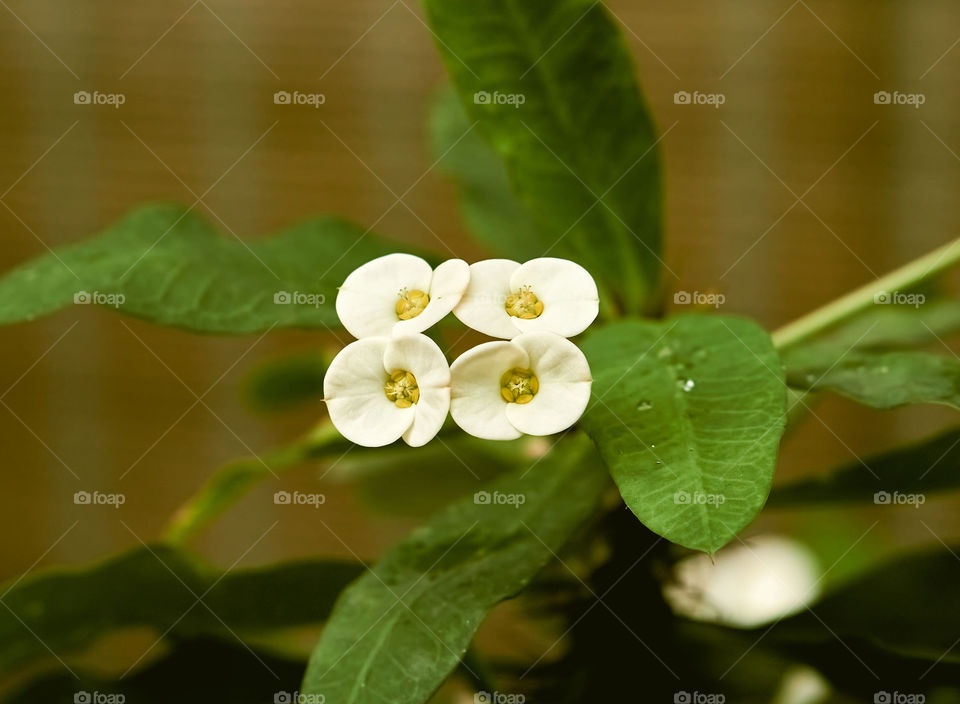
[0,204,417,334]
[581,316,787,553]
[422,0,663,313]
[769,427,960,506]
[300,434,609,703]
[786,349,960,410]
[0,545,362,677]
[241,350,330,413]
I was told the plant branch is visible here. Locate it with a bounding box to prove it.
[772,235,960,350]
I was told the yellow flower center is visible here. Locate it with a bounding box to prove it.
[396,288,430,320]
[505,287,544,319]
[384,369,420,408]
[500,367,539,405]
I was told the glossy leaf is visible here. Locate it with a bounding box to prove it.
[0,204,419,334]
[786,349,960,410]
[422,0,664,313]
[581,316,787,553]
[769,427,960,506]
[241,351,330,413]
[300,434,609,703]
[0,545,362,677]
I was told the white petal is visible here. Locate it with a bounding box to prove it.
[326,395,414,447]
[403,386,451,447]
[323,337,391,399]
[383,334,450,390]
[336,253,433,338]
[452,259,521,339]
[505,332,592,436]
[449,340,528,440]
[509,258,599,337]
[394,259,470,335]
[323,337,415,446]
[505,381,592,436]
[511,332,592,385]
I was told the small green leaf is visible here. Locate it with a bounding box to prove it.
[0,546,363,678]
[0,204,423,334]
[581,316,787,553]
[300,435,609,703]
[786,349,960,410]
[422,0,664,313]
[769,427,960,506]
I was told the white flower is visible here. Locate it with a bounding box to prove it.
[336,253,469,338]
[449,332,592,440]
[453,257,599,339]
[663,535,821,628]
[323,333,450,447]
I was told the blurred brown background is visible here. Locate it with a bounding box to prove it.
[1,0,960,584]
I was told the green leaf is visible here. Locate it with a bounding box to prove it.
[581,315,787,553]
[241,351,329,413]
[300,434,609,703]
[0,545,362,677]
[430,86,543,261]
[0,204,420,334]
[422,0,664,313]
[769,427,960,506]
[786,349,960,410]
[772,547,960,664]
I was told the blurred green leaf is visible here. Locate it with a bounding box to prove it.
[772,547,960,664]
[581,316,786,553]
[422,0,664,313]
[0,204,419,334]
[769,427,960,506]
[300,434,609,703]
[786,349,960,410]
[792,299,960,352]
[0,545,362,679]
[430,87,543,261]
[2,638,306,704]
[241,351,329,413]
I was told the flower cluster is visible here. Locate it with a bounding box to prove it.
[324,253,598,447]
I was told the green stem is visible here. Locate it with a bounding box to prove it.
[772,235,960,350]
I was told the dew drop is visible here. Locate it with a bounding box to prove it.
[636,399,653,411]
[677,378,695,392]
[657,346,673,359]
